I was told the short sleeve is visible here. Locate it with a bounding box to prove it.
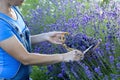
[0,20,14,42]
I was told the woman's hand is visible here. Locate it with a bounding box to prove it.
[62,50,84,62]
[31,31,68,44]
[45,31,69,44]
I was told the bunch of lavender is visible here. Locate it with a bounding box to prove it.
[64,33,100,52]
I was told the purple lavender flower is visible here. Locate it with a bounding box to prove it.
[57,73,63,78]
[116,28,120,44]
[109,55,114,63]
[70,67,79,79]
[110,74,120,80]
[105,42,111,51]
[94,66,103,76]
[84,66,93,79]
[103,75,109,80]
[116,62,120,69]
[47,65,54,73]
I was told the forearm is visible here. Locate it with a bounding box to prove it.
[0,35,83,66]
[31,33,47,44]
[23,53,63,66]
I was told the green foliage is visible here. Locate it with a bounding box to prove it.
[30,66,49,80]
[20,0,39,16]
[20,0,111,16]
[103,0,110,3]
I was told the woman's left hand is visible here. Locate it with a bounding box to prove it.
[45,31,69,44]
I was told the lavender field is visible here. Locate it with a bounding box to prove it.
[23,0,120,80]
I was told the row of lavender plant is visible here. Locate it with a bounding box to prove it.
[26,0,120,80]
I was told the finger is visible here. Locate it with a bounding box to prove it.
[55,32,69,36]
[80,56,84,60]
[61,32,69,35]
[74,50,82,56]
[75,53,84,60]
[58,35,65,40]
[52,41,62,44]
[57,35,66,43]
[50,35,65,44]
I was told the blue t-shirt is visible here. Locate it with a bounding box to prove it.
[0,7,26,78]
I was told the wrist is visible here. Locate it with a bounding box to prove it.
[38,33,48,41]
[61,54,65,62]
[62,53,66,62]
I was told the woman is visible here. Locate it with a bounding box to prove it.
[0,0,84,80]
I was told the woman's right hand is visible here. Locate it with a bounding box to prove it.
[62,50,84,62]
